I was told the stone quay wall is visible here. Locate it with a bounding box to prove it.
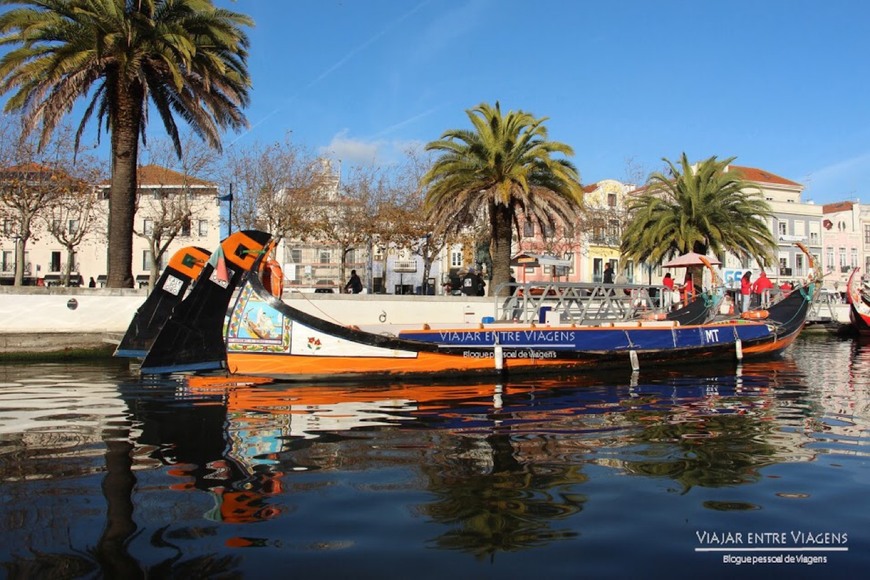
[0,286,493,355]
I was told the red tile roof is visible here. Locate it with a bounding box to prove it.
[729,165,802,187]
[822,200,854,213]
[99,164,214,187]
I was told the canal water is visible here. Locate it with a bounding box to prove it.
[0,334,867,578]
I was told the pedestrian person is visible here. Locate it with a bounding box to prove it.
[752,271,774,307]
[345,269,363,294]
[681,272,695,306]
[740,271,752,313]
[603,263,614,284]
[461,267,482,296]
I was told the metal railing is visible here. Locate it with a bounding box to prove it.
[493,281,674,324]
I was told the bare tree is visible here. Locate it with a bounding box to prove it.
[135,136,220,286]
[44,161,104,286]
[0,117,91,285]
[378,150,447,294]
[311,164,389,292]
[220,135,327,242]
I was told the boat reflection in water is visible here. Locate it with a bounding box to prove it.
[1,337,868,576]
[144,353,850,554]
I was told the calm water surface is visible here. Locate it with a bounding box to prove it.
[1,334,868,579]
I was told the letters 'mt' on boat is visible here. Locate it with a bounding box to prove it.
[125,231,821,382]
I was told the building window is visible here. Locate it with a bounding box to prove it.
[319,250,330,264]
[346,249,356,264]
[778,221,787,236]
[1,251,12,272]
[143,250,153,270]
[607,193,617,208]
[181,219,191,237]
[592,219,605,243]
[68,219,79,234]
[143,219,153,236]
[450,249,462,268]
[851,247,858,268]
[794,220,805,238]
[839,248,846,268]
[198,220,208,236]
[523,220,535,238]
[542,223,555,239]
[795,254,804,276]
[291,249,302,263]
[826,247,833,270]
[50,251,61,272]
[865,224,870,247]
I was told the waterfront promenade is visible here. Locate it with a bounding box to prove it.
[0,286,492,355]
[0,285,851,356]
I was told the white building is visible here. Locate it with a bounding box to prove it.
[1,164,221,287]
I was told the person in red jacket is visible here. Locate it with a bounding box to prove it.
[681,272,695,306]
[751,271,774,307]
[740,271,752,312]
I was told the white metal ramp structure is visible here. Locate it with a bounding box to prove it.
[495,280,674,324]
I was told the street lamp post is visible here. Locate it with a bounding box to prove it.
[217,183,234,238]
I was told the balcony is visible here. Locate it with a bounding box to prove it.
[393,260,417,273]
[779,267,792,276]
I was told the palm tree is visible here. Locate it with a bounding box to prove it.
[422,102,583,297]
[621,153,776,267]
[0,0,252,287]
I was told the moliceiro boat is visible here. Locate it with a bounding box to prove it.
[129,231,819,382]
[846,267,870,335]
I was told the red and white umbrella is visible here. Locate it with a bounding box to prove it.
[662,252,721,268]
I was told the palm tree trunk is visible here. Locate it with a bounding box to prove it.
[489,202,513,297]
[107,82,144,288]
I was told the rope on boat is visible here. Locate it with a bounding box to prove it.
[775,284,816,329]
[284,288,348,326]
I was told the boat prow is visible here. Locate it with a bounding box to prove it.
[846,267,870,335]
[114,245,210,358]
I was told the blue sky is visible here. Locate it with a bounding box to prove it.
[220,0,869,205]
[3,0,867,205]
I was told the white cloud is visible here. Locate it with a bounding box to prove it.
[319,130,424,167]
[320,130,381,165]
[804,151,870,202]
